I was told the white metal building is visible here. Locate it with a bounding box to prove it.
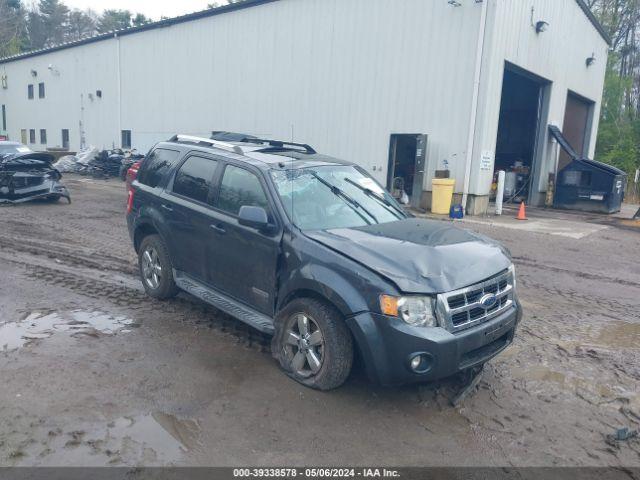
[0,0,610,214]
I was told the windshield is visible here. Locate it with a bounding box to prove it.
[271,165,407,231]
[0,144,31,155]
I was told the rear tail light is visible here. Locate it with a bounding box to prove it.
[126,188,134,214]
[126,161,141,182]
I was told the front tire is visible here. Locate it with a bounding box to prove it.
[138,234,179,300]
[272,298,353,390]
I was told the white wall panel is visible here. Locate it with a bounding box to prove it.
[470,0,608,197]
[0,0,608,207]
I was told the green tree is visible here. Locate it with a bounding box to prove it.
[97,9,132,32]
[67,8,97,40]
[97,9,152,33]
[208,0,243,8]
[588,0,640,179]
[0,0,28,57]
[39,0,69,45]
[132,13,152,27]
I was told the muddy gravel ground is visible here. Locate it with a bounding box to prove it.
[0,174,639,467]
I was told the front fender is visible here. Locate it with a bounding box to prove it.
[277,263,372,317]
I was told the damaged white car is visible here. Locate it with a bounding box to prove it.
[0,142,70,204]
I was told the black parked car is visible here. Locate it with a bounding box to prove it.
[127,135,521,390]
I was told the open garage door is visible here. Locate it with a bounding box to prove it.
[559,92,594,171]
[493,65,549,204]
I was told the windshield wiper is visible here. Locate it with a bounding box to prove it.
[308,171,377,224]
[343,178,406,219]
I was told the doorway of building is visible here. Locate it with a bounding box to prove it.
[558,91,594,171]
[494,65,548,204]
[387,134,427,209]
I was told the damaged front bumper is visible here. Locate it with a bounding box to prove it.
[0,171,71,204]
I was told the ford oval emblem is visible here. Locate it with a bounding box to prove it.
[479,293,498,309]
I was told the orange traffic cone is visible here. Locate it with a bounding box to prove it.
[516,201,527,221]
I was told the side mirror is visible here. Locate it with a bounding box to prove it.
[238,205,269,230]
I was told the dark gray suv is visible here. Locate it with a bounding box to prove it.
[127,135,521,390]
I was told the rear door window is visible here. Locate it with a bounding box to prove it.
[217,164,269,216]
[173,155,218,204]
[138,148,181,188]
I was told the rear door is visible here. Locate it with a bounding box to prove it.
[135,146,182,249]
[206,163,282,316]
[159,153,221,283]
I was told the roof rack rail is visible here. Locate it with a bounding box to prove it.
[168,134,244,154]
[245,138,316,154]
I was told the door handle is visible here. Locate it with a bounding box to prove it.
[210,224,226,234]
[161,204,173,212]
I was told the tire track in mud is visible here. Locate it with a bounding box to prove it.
[0,234,136,276]
[513,255,640,290]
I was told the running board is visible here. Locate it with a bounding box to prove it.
[174,270,275,334]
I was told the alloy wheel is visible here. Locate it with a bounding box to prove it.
[141,246,162,290]
[284,313,325,377]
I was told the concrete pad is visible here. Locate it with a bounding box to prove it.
[460,216,609,239]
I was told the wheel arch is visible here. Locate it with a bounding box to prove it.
[133,222,160,253]
[276,268,371,319]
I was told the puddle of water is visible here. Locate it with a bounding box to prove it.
[0,310,137,351]
[103,412,200,461]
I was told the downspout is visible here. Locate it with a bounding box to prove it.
[461,0,489,211]
[115,33,122,149]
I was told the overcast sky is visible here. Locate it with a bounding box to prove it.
[62,0,213,19]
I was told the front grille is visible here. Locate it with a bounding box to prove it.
[12,176,45,189]
[437,268,515,333]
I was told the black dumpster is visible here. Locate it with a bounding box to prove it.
[554,158,626,213]
[549,126,627,214]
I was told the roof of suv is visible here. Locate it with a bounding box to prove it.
[161,135,352,171]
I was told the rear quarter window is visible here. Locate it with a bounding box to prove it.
[138,148,181,188]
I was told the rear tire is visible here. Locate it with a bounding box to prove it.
[138,234,179,300]
[272,298,353,390]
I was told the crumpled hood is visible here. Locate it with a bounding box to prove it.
[305,218,511,294]
[0,152,56,170]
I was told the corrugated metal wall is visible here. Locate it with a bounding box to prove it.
[470,0,608,200]
[0,0,608,207]
[0,0,483,190]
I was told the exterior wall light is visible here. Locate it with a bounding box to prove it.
[448,0,462,6]
[586,54,596,67]
[30,69,38,77]
[530,7,549,34]
[535,21,549,33]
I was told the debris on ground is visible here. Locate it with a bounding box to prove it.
[52,155,81,173]
[53,147,144,179]
[606,427,639,446]
[450,366,484,407]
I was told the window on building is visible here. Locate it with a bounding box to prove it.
[137,148,181,188]
[173,156,218,204]
[27,84,34,99]
[218,165,269,216]
[21,129,27,144]
[62,129,69,149]
[121,130,131,149]
[40,129,47,144]
[1,105,5,131]
[38,82,45,99]
[29,129,36,144]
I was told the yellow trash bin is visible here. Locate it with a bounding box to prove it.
[431,178,456,215]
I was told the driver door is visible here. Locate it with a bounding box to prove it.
[206,163,282,316]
